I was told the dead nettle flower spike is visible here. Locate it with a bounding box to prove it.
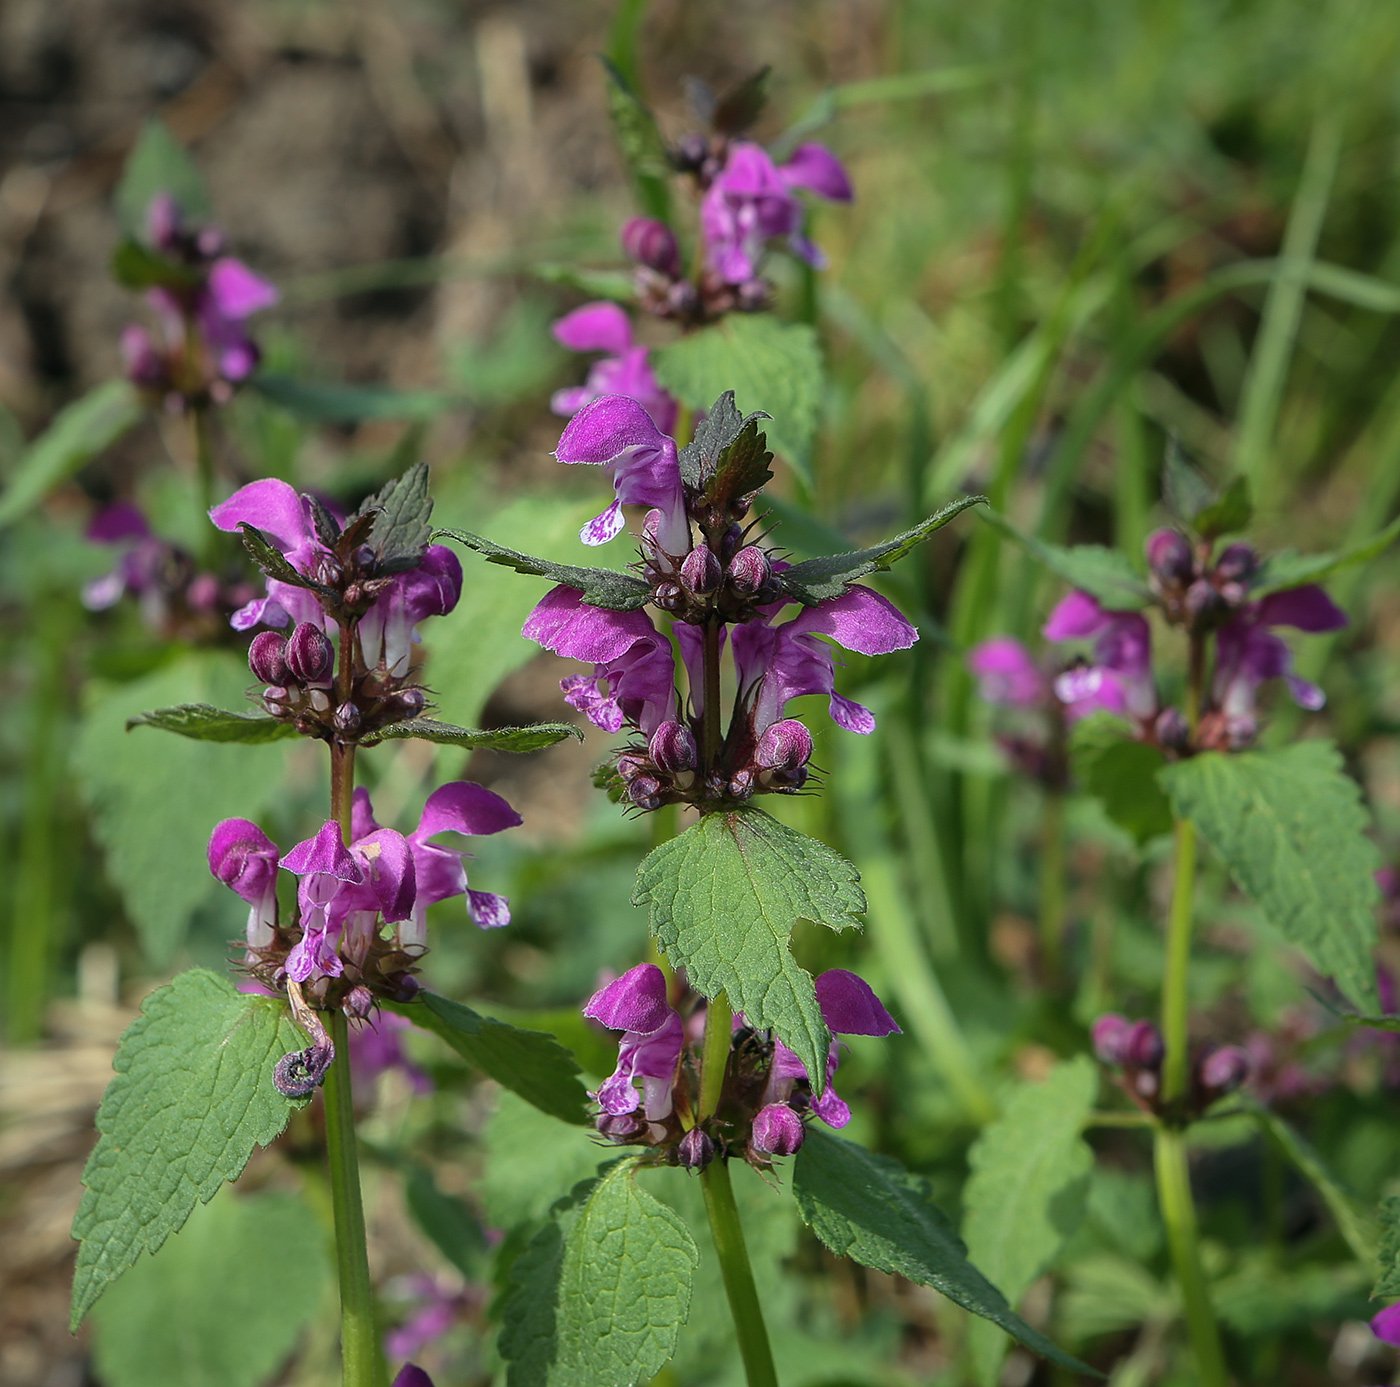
[522,394,918,814]
[583,963,898,1168]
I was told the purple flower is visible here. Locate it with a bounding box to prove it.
[554,394,689,554]
[1372,1303,1400,1347]
[350,1010,432,1095]
[762,969,900,1129]
[385,1274,466,1367]
[700,141,853,284]
[391,1368,436,1387]
[281,822,373,983]
[733,586,917,736]
[585,963,685,1122]
[550,302,678,435]
[1043,592,1156,722]
[1212,585,1347,742]
[358,545,464,676]
[524,588,679,736]
[208,818,281,948]
[967,636,1048,709]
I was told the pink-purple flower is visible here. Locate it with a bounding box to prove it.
[584,963,685,1125]
[550,302,678,435]
[1042,592,1156,722]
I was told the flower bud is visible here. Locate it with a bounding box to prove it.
[616,754,649,781]
[187,573,220,612]
[248,631,290,685]
[343,985,374,1020]
[755,719,813,774]
[736,278,769,312]
[649,721,698,774]
[394,687,427,719]
[673,133,709,172]
[652,581,683,611]
[597,1111,646,1142]
[1184,579,1222,624]
[727,546,771,596]
[677,1127,715,1171]
[334,701,362,736]
[621,217,682,278]
[666,279,699,317]
[1154,706,1190,754]
[1146,528,1194,585]
[751,1102,805,1157]
[1213,542,1258,585]
[1124,1019,1165,1070]
[628,776,664,809]
[385,972,421,1002]
[727,768,755,800]
[285,621,334,683]
[680,544,723,595]
[1199,1044,1250,1095]
[1091,1013,1133,1067]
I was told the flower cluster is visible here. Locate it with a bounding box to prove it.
[209,781,518,1016]
[525,395,916,811]
[1092,1013,1249,1117]
[584,963,898,1168]
[211,478,462,742]
[120,193,278,410]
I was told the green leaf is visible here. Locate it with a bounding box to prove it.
[776,495,987,605]
[1251,510,1400,597]
[90,1188,329,1387]
[1251,1102,1378,1270]
[74,653,295,963]
[792,1129,1095,1375]
[70,971,307,1329]
[126,703,299,745]
[364,718,581,753]
[437,527,651,610]
[0,381,144,528]
[501,1158,698,1387]
[235,521,334,597]
[1069,714,1173,844]
[712,65,772,136]
[600,57,672,223]
[1193,475,1252,540]
[1161,439,1218,525]
[114,119,212,237]
[110,238,198,291]
[978,510,1151,609]
[652,316,824,484]
[388,992,590,1125]
[632,807,865,1089]
[251,373,454,422]
[404,1164,488,1278]
[529,262,636,302]
[677,391,769,490]
[353,459,433,572]
[962,1058,1098,1386]
[1375,1196,1400,1297]
[1159,742,1381,1011]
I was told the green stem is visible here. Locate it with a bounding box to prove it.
[700,1157,779,1387]
[324,1009,385,1387]
[698,990,732,1123]
[1038,790,1066,985]
[1154,1126,1228,1387]
[1161,817,1197,1105]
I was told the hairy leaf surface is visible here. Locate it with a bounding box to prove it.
[353,459,434,571]
[364,718,581,753]
[127,703,299,745]
[437,527,651,610]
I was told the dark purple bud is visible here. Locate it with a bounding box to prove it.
[649,721,698,774]
[343,985,374,1020]
[621,218,682,278]
[673,133,709,172]
[616,754,648,782]
[1199,1045,1250,1095]
[751,1102,805,1157]
[195,226,225,258]
[394,687,427,719]
[681,544,722,595]
[652,581,683,611]
[1154,707,1190,753]
[1146,528,1194,585]
[1124,1019,1165,1070]
[677,1127,715,1171]
[1091,1013,1133,1066]
[313,553,343,587]
[352,544,376,570]
[263,685,291,713]
[274,1040,335,1097]
[285,622,334,683]
[727,768,755,799]
[248,631,290,685]
[736,278,769,312]
[334,702,362,736]
[628,776,664,808]
[597,1111,646,1142]
[728,546,771,596]
[1184,579,1222,623]
[391,1365,435,1387]
[665,280,699,316]
[385,973,421,1002]
[1213,542,1258,585]
[755,719,813,773]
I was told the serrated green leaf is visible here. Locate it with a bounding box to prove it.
[962,1058,1098,1386]
[631,807,864,1088]
[405,1163,488,1278]
[251,373,454,423]
[388,992,590,1125]
[1194,475,1252,540]
[979,510,1151,609]
[110,238,198,292]
[1375,1196,1400,1297]
[0,381,143,528]
[90,1188,329,1387]
[792,1129,1095,1375]
[1069,713,1173,844]
[126,703,299,745]
[437,527,651,610]
[600,57,672,223]
[777,495,987,604]
[677,391,770,490]
[696,417,774,516]
[74,653,295,963]
[501,1158,698,1387]
[70,971,307,1329]
[235,521,334,597]
[1162,439,1218,524]
[353,460,434,571]
[652,317,824,483]
[364,718,582,753]
[1159,742,1381,1011]
[1251,510,1400,597]
[115,119,212,238]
